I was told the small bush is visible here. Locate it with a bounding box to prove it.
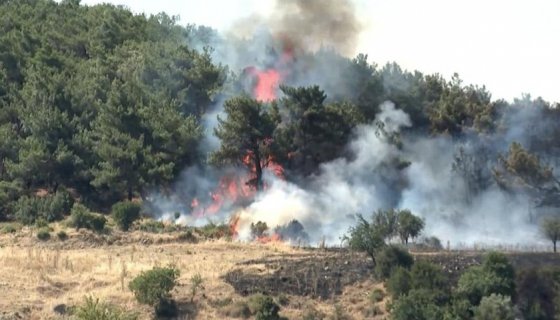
[74,296,137,320]
[199,222,233,239]
[14,191,73,225]
[57,230,68,240]
[387,267,411,298]
[177,229,197,242]
[250,221,268,238]
[420,236,443,250]
[70,203,106,232]
[137,219,165,233]
[221,301,251,319]
[37,228,51,241]
[248,294,281,320]
[369,288,385,303]
[112,201,141,231]
[35,217,49,228]
[190,273,204,302]
[389,289,444,320]
[375,245,414,279]
[410,261,448,293]
[1,223,21,234]
[129,266,179,311]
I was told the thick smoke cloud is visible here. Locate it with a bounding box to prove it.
[230,0,362,56]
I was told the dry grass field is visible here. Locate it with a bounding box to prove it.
[0,225,388,320]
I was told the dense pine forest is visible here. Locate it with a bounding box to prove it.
[1,0,559,237]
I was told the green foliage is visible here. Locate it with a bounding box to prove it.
[375,245,414,279]
[473,294,515,320]
[409,261,449,294]
[37,228,51,241]
[14,192,72,225]
[111,201,141,231]
[369,288,385,303]
[247,294,282,320]
[74,296,138,320]
[0,223,21,234]
[345,214,386,264]
[541,216,560,252]
[190,273,204,302]
[70,203,106,232]
[57,230,68,240]
[387,267,412,299]
[210,96,276,191]
[128,266,180,309]
[516,268,560,320]
[457,253,516,307]
[396,209,424,244]
[250,221,268,238]
[389,289,444,320]
[137,219,165,233]
[199,221,232,240]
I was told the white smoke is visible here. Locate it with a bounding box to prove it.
[230,101,545,248]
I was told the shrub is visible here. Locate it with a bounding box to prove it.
[389,289,444,320]
[177,229,197,243]
[420,236,443,250]
[129,266,179,313]
[221,301,251,319]
[250,221,268,238]
[112,201,141,231]
[410,261,448,293]
[457,253,515,306]
[137,219,165,233]
[37,228,51,241]
[70,203,106,232]
[190,273,204,302]
[387,267,411,298]
[57,230,68,240]
[14,191,73,225]
[474,294,515,320]
[74,296,138,320]
[516,268,557,320]
[248,294,281,320]
[14,196,43,225]
[199,221,233,239]
[369,288,385,303]
[1,223,21,234]
[35,217,49,228]
[374,245,413,279]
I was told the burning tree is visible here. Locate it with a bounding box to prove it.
[211,96,278,191]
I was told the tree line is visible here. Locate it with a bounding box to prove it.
[1,0,560,228]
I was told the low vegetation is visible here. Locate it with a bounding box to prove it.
[128,266,180,316]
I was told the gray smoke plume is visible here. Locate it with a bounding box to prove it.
[230,0,362,56]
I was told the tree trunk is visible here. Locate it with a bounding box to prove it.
[554,241,557,253]
[254,149,263,192]
[127,185,133,201]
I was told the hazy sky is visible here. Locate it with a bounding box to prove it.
[80,0,560,103]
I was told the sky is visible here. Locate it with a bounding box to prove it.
[80,0,560,103]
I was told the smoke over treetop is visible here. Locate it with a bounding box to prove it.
[230,0,363,56]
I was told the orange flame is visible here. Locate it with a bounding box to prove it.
[256,233,282,244]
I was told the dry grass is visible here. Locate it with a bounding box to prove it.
[0,222,389,320]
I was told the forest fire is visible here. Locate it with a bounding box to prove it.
[245,67,281,102]
[189,38,298,241]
